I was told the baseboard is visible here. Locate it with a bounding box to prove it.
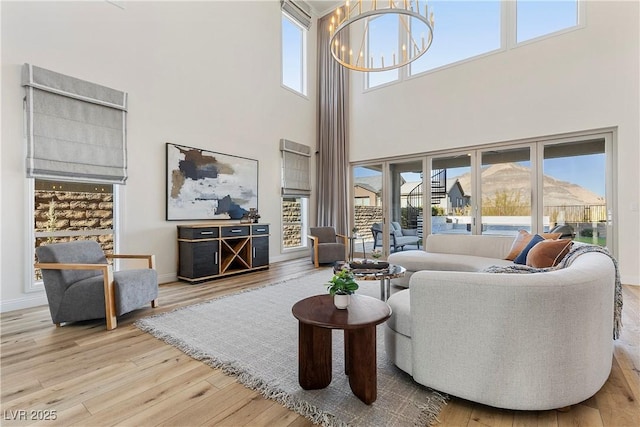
[270,252,307,263]
[0,292,48,313]
[621,275,639,286]
[158,272,177,285]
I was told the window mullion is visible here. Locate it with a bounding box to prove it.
[504,0,515,49]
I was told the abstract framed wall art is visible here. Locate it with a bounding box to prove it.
[166,143,258,221]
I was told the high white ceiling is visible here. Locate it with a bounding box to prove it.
[306,0,341,17]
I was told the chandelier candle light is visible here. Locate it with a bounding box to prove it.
[329,0,434,72]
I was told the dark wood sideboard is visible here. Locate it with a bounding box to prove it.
[177,223,269,283]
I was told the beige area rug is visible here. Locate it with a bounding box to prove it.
[135,269,447,427]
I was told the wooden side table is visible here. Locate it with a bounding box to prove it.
[291,294,392,404]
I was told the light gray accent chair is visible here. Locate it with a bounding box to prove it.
[385,249,616,410]
[308,227,348,268]
[35,240,159,330]
[371,221,420,252]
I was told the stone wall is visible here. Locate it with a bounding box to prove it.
[34,190,114,253]
[282,199,302,248]
[353,206,383,240]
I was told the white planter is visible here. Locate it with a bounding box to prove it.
[334,294,350,309]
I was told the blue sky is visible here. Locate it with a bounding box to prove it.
[544,154,605,196]
[282,15,303,92]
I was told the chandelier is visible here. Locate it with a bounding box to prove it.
[329,0,434,72]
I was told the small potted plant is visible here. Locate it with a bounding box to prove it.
[327,268,359,309]
[370,248,382,260]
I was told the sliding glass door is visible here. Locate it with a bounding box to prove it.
[542,138,609,247]
[351,130,615,256]
[479,146,533,235]
[389,159,424,250]
[352,159,425,258]
[352,164,384,259]
[430,153,472,234]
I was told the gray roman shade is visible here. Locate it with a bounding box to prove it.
[22,63,128,184]
[281,0,312,30]
[280,139,311,197]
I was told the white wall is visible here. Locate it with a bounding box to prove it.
[2,1,637,313]
[0,1,318,311]
[348,1,640,285]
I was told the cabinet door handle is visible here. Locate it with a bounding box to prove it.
[231,229,242,233]
[200,231,214,235]
[256,228,266,232]
[253,248,256,258]
[215,252,218,265]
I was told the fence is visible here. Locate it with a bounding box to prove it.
[544,204,606,223]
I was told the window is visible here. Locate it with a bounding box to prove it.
[354,197,371,206]
[282,196,309,249]
[410,0,501,76]
[430,154,472,234]
[280,139,311,251]
[543,139,606,245]
[367,14,400,88]
[364,0,582,88]
[23,64,126,292]
[479,146,532,234]
[33,179,115,281]
[516,0,579,43]
[355,130,614,256]
[282,13,307,95]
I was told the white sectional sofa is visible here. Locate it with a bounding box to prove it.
[385,234,617,410]
[388,234,515,287]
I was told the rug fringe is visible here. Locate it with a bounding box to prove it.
[136,320,349,427]
[415,390,449,426]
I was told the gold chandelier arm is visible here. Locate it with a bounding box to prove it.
[399,13,420,58]
[356,18,370,68]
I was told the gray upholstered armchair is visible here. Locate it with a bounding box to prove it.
[35,240,158,330]
[308,227,348,268]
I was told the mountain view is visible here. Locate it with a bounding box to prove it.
[453,163,605,206]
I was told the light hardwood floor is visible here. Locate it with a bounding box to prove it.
[1,258,638,426]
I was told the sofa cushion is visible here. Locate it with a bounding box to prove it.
[386,289,411,337]
[526,239,573,268]
[391,222,404,238]
[425,234,514,259]
[317,243,345,263]
[390,250,513,273]
[513,234,545,264]
[505,230,562,260]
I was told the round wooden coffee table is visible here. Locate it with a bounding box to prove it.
[291,294,392,405]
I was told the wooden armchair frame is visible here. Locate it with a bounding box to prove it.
[308,233,348,268]
[35,254,157,331]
